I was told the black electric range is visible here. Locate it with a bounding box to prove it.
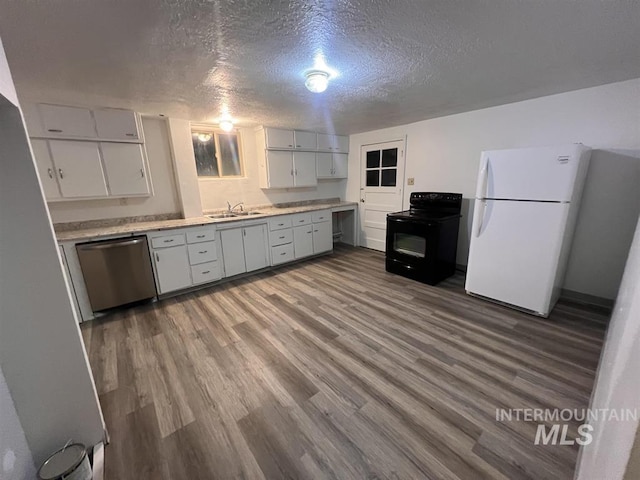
[386,192,463,285]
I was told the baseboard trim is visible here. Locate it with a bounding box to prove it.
[560,288,614,309]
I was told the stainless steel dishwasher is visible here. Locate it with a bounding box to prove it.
[76,236,157,312]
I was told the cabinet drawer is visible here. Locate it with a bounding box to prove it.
[270,228,293,247]
[151,234,185,249]
[290,213,312,226]
[312,209,331,223]
[186,228,216,244]
[269,217,292,231]
[187,241,217,265]
[272,244,294,265]
[191,261,221,285]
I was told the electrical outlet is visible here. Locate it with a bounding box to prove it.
[407,177,415,186]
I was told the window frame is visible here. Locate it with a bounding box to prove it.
[190,123,245,179]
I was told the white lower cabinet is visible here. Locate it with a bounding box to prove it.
[221,224,269,277]
[153,245,192,294]
[293,224,314,259]
[313,220,333,253]
[150,226,220,294]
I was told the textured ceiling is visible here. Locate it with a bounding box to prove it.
[0,0,639,134]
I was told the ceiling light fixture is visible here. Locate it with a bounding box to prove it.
[219,120,234,132]
[197,133,212,143]
[305,70,330,93]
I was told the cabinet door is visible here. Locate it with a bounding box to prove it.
[93,109,140,141]
[332,153,348,178]
[265,127,294,149]
[266,151,294,188]
[335,135,349,153]
[293,130,317,150]
[293,224,314,259]
[101,143,150,196]
[316,152,333,178]
[317,133,332,151]
[31,139,62,199]
[293,152,317,187]
[221,228,247,277]
[40,105,96,138]
[313,220,333,254]
[153,245,192,294]
[49,141,108,198]
[243,225,269,272]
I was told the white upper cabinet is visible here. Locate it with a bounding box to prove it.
[265,127,295,149]
[293,152,317,187]
[40,105,97,138]
[48,141,108,198]
[265,151,295,188]
[101,143,150,196]
[293,130,317,150]
[93,109,141,142]
[31,139,61,200]
[317,133,349,153]
[22,103,46,137]
[316,152,347,179]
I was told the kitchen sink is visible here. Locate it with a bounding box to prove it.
[208,213,237,219]
[236,211,262,216]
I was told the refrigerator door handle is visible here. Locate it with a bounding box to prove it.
[477,156,489,199]
[475,200,487,237]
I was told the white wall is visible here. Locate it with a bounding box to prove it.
[46,116,181,223]
[0,96,105,465]
[0,365,36,480]
[198,127,346,212]
[348,78,640,300]
[575,214,640,479]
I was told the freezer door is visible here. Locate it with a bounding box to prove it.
[465,200,569,315]
[476,145,589,202]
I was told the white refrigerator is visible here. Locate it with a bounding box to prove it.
[465,144,591,317]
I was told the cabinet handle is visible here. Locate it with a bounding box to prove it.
[155,252,160,262]
[58,168,64,179]
[294,169,298,175]
[296,145,301,148]
[140,168,144,178]
[280,252,287,256]
[243,229,246,237]
[164,239,174,243]
[278,223,284,226]
[279,236,285,239]
[318,216,324,220]
[290,169,294,176]
[314,229,319,232]
[47,168,53,179]
[298,220,304,223]
[48,129,63,133]
[196,234,205,238]
[202,270,210,275]
[126,133,136,137]
[198,250,208,254]
[288,144,293,147]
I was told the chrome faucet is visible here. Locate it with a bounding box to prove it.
[227,201,244,213]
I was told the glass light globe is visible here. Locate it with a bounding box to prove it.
[219,120,234,132]
[305,71,329,93]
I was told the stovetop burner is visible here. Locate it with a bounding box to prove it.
[388,192,463,221]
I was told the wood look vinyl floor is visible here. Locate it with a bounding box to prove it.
[82,245,609,480]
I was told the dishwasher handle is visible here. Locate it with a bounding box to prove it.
[77,237,146,251]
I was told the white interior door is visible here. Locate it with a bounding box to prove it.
[465,200,569,315]
[360,140,405,251]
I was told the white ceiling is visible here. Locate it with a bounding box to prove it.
[0,0,638,134]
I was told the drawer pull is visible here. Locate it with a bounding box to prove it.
[278,223,284,226]
[280,252,287,256]
[298,220,305,223]
[314,229,319,232]
[318,216,324,220]
[125,133,136,137]
[48,129,63,133]
[198,250,208,254]
[164,239,174,243]
[47,168,53,179]
[201,270,210,274]
[196,234,206,238]
[279,236,285,239]
[155,252,160,262]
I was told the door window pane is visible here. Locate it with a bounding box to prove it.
[382,148,398,167]
[192,133,219,177]
[381,168,397,186]
[366,170,379,187]
[366,150,380,168]
[218,134,241,176]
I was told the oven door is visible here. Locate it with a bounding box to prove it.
[386,217,436,262]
